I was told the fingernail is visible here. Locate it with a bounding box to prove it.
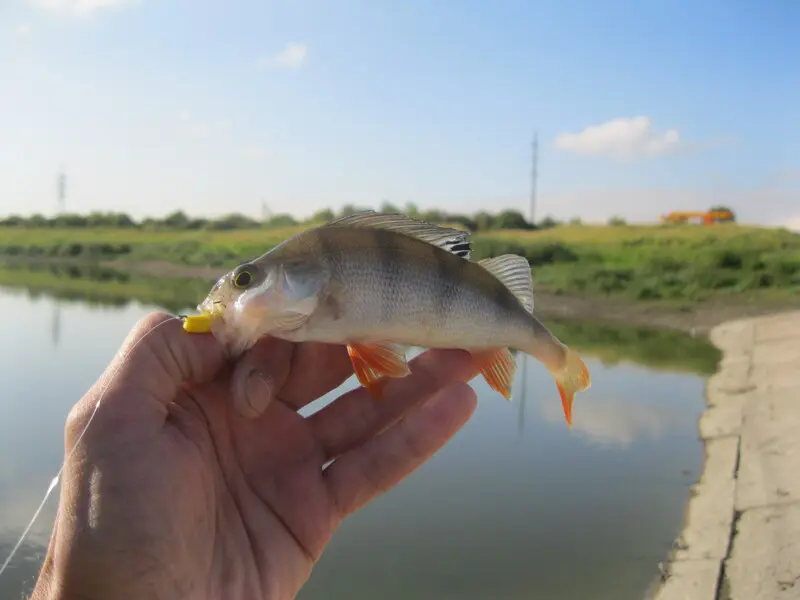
[235,370,274,419]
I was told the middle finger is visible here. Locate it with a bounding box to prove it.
[309,348,480,461]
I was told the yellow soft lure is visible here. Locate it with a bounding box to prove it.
[182,314,214,333]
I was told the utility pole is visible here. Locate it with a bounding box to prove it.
[57,168,66,214]
[530,131,538,226]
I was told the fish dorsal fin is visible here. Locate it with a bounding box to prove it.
[478,254,534,314]
[325,211,472,259]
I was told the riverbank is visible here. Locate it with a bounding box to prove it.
[1,221,799,309]
[3,256,797,337]
[86,258,800,336]
[652,309,800,600]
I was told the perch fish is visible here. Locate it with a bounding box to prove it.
[187,211,591,426]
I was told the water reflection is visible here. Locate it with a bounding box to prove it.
[537,365,700,448]
[0,282,712,600]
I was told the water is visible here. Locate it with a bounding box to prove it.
[0,284,713,600]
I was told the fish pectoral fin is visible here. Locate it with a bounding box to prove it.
[270,296,319,332]
[347,341,411,399]
[473,348,517,400]
[271,309,313,332]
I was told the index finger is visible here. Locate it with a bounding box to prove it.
[281,341,354,409]
[230,336,353,414]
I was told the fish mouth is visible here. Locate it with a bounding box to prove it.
[195,297,223,321]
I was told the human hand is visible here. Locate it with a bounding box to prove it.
[29,311,479,600]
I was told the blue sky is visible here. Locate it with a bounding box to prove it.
[2,0,798,228]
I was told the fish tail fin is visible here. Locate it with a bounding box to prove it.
[472,347,517,400]
[548,347,591,428]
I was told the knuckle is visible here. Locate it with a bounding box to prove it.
[64,397,92,445]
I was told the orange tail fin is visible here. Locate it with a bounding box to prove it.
[550,347,591,428]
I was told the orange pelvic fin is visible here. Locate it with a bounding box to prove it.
[346,342,410,400]
[473,347,517,400]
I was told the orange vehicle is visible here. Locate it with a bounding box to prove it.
[660,210,735,225]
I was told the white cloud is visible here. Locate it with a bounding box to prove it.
[176,110,230,140]
[538,393,692,448]
[555,116,685,159]
[242,144,267,159]
[784,215,800,233]
[28,0,134,17]
[259,43,308,70]
[14,23,33,37]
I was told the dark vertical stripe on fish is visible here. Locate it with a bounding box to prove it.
[434,249,462,326]
[492,274,518,324]
[372,228,398,323]
[315,229,335,270]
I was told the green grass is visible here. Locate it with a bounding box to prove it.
[0,261,721,375]
[544,318,722,375]
[1,222,799,304]
[0,262,210,313]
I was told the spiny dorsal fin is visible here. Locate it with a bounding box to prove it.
[325,210,472,259]
[478,254,534,314]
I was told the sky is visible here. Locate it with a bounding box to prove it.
[1,0,799,228]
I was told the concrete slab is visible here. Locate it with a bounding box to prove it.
[737,389,800,510]
[709,320,754,350]
[755,312,800,343]
[724,503,800,600]
[750,360,800,393]
[651,559,720,600]
[673,438,738,561]
[707,368,754,399]
[653,311,800,600]
[752,336,800,368]
[699,396,745,438]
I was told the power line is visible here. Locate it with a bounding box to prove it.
[530,131,538,225]
[57,168,66,214]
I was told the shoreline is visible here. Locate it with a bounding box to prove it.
[652,309,800,600]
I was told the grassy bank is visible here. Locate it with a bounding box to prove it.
[0,261,722,375]
[0,221,799,304]
[0,262,207,313]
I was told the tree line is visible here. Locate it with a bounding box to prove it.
[0,202,551,232]
[0,201,737,232]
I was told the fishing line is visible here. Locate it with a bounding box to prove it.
[0,314,182,578]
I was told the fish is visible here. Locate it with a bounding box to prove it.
[194,211,591,426]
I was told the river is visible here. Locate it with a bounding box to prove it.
[0,283,714,600]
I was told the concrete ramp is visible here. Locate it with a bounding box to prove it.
[654,310,800,600]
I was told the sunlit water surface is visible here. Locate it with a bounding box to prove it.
[0,287,708,600]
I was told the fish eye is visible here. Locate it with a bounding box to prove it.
[232,264,256,289]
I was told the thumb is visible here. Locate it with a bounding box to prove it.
[111,311,228,401]
[67,312,227,441]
